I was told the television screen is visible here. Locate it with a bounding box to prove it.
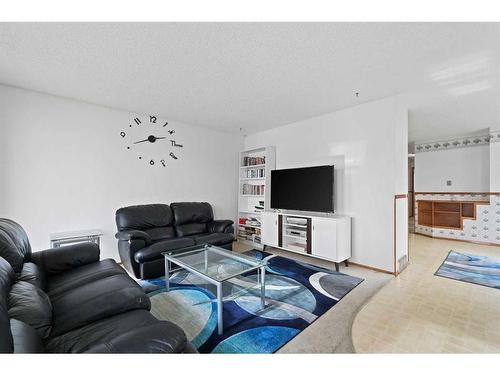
[271,165,334,212]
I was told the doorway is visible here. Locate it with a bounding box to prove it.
[408,155,415,233]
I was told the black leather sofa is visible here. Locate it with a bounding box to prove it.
[115,202,234,279]
[0,218,196,353]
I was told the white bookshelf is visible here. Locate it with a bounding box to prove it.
[237,146,276,249]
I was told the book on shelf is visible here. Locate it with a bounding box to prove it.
[239,217,261,227]
[238,225,260,242]
[242,156,265,167]
[242,184,265,195]
[243,168,265,178]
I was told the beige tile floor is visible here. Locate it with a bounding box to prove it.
[352,233,500,353]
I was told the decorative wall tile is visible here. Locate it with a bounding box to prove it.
[490,130,500,143]
[415,130,500,153]
[415,136,490,153]
[414,193,500,245]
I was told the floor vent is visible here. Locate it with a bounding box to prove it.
[398,255,409,273]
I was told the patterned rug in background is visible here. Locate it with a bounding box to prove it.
[435,250,500,289]
[139,250,363,353]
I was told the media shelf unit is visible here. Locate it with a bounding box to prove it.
[279,214,311,254]
[237,146,276,249]
[262,211,351,271]
[417,200,489,230]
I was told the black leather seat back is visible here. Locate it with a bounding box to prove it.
[0,256,15,353]
[0,218,32,273]
[116,204,175,241]
[171,202,214,237]
[143,227,175,242]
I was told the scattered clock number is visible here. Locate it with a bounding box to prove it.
[122,116,183,167]
[170,140,183,147]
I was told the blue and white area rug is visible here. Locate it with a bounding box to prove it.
[435,250,500,289]
[140,250,363,353]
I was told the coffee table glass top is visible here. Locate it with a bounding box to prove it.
[162,244,266,282]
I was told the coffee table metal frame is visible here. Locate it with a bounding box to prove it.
[163,244,267,335]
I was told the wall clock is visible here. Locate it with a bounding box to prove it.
[119,115,183,167]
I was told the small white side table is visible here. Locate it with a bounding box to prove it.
[49,229,104,248]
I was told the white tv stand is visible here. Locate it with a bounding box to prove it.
[261,211,351,272]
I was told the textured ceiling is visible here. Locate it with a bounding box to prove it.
[0,23,499,141]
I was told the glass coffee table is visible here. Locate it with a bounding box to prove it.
[162,244,267,335]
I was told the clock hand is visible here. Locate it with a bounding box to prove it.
[133,135,168,144]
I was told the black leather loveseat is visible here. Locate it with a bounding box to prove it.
[115,202,234,279]
[0,218,195,353]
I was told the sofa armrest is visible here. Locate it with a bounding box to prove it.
[31,242,100,275]
[84,321,192,353]
[115,230,152,244]
[207,220,234,234]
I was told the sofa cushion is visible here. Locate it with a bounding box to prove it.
[134,238,196,263]
[18,262,45,290]
[144,226,176,241]
[84,321,188,353]
[0,257,15,310]
[116,204,173,231]
[171,202,214,225]
[189,232,234,246]
[31,243,100,276]
[8,281,53,339]
[0,228,25,274]
[44,309,158,353]
[175,223,208,237]
[50,274,150,337]
[10,318,44,353]
[45,258,125,299]
[0,219,32,271]
[0,257,15,353]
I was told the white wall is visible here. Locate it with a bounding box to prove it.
[415,146,490,192]
[393,101,409,271]
[0,85,243,260]
[244,97,408,272]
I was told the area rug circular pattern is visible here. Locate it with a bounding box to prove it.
[139,250,363,353]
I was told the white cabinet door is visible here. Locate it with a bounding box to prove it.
[262,212,278,247]
[311,217,337,261]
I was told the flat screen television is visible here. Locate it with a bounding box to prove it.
[271,165,334,212]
